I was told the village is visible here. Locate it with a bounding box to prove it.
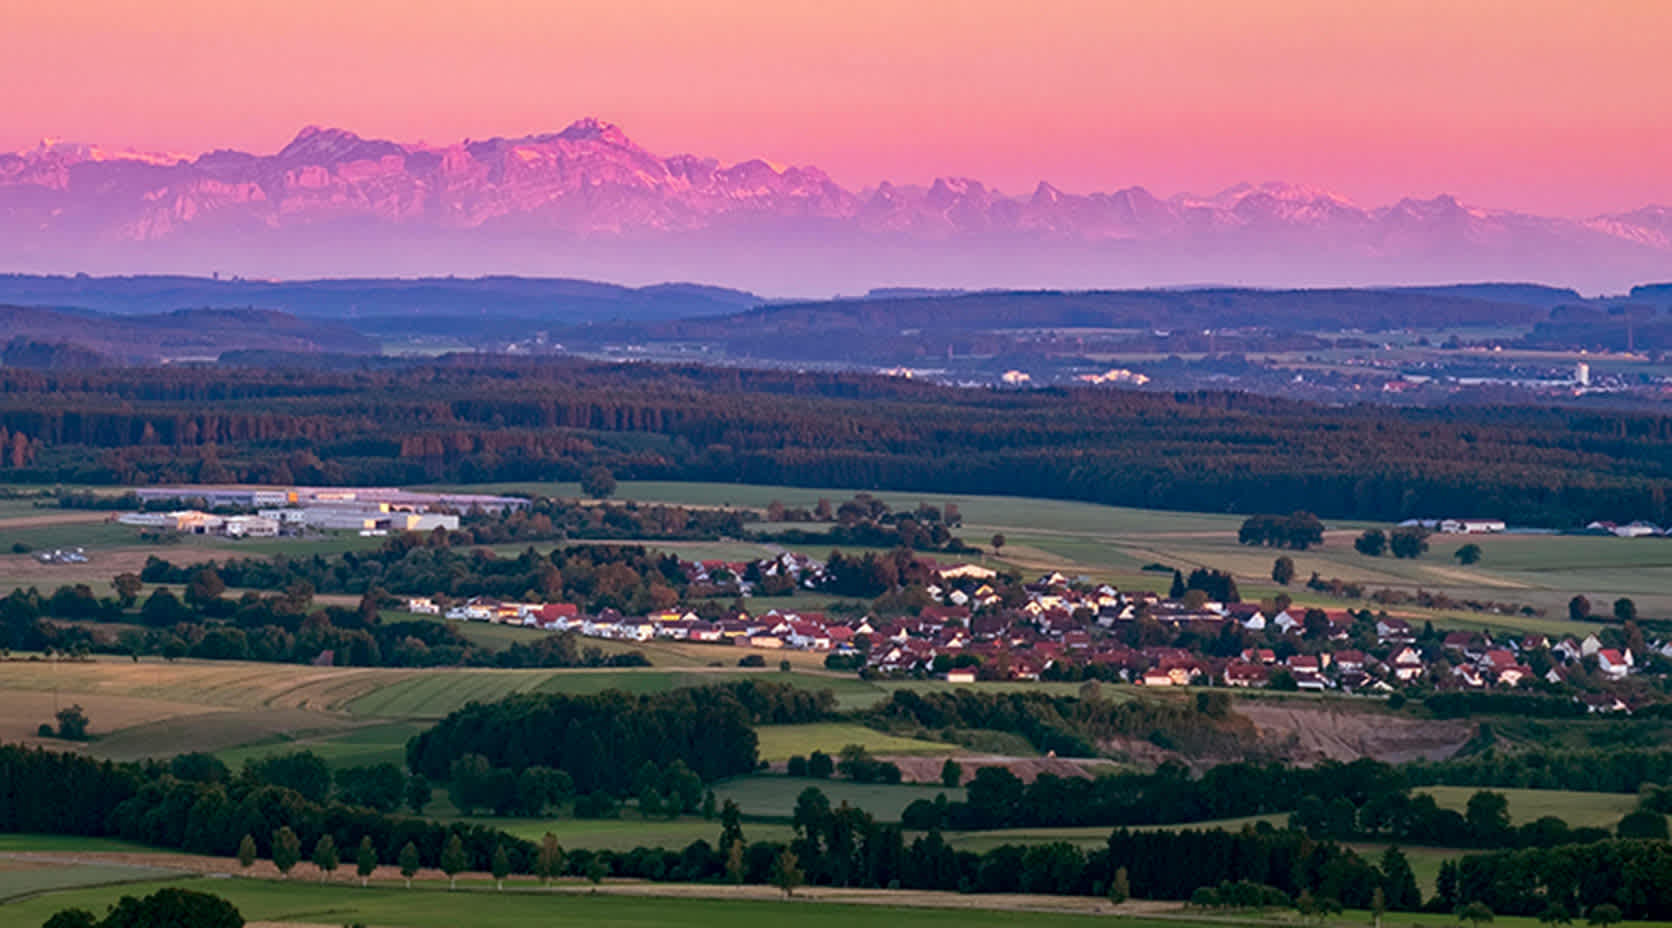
[408,551,1651,712]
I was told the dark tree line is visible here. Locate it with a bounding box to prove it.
[0,581,647,671]
[1407,748,1672,794]
[406,682,833,793]
[1454,840,1672,919]
[5,359,1672,525]
[0,744,529,873]
[141,539,693,612]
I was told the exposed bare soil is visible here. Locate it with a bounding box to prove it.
[1238,702,1473,764]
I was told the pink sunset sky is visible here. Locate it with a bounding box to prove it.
[3,0,1669,217]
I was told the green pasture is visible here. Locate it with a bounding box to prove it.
[214,721,425,772]
[471,815,796,851]
[340,668,876,719]
[0,859,185,903]
[753,722,954,761]
[2,879,1147,928]
[711,775,962,821]
[1418,786,1637,830]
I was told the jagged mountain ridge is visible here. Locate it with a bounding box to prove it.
[3,119,1670,292]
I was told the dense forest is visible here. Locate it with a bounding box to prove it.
[405,682,832,792]
[4,359,1672,525]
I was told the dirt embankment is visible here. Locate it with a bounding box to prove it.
[1237,702,1474,764]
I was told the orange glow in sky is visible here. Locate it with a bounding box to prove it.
[3,0,1669,216]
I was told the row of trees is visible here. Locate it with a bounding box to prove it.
[0,580,647,671]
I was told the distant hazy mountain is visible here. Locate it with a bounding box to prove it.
[3,119,1670,293]
[0,305,377,364]
[0,274,760,323]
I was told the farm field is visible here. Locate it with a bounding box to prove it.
[712,775,963,821]
[433,479,1656,635]
[753,723,955,762]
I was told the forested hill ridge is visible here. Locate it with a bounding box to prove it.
[4,358,1672,525]
[0,304,379,365]
[0,274,760,323]
[642,286,1566,340]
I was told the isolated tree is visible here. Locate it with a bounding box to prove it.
[1169,569,1187,599]
[581,466,617,499]
[1379,845,1421,911]
[1271,556,1296,586]
[1538,904,1573,926]
[1389,527,1429,559]
[806,751,833,779]
[82,888,242,928]
[1436,860,1460,908]
[41,908,98,928]
[398,841,421,889]
[356,836,378,888]
[702,789,717,820]
[1587,904,1622,928]
[491,845,511,891]
[54,704,90,740]
[535,832,565,885]
[272,826,301,879]
[990,533,1006,556]
[772,847,804,898]
[1355,529,1388,557]
[1465,791,1512,841]
[1459,901,1496,928]
[311,834,339,883]
[441,834,467,890]
[1108,866,1130,904]
[236,834,257,871]
[185,567,226,607]
[1454,543,1483,565]
[1616,809,1669,839]
[1568,595,1592,622]
[404,773,430,814]
[940,758,963,788]
[1613,597,1638,622]
[725,840,746,885]
[112,572,144,606]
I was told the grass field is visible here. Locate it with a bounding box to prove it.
[1419,785,1637,829]
[0,858,187,903]
[753,723,954,762]
[472,816,797,850]
[214,720,426,772]
[712,775,963,821]
[939,814,1286,854]
[1,878,1167,928]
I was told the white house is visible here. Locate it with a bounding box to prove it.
[1597,649,1633,679]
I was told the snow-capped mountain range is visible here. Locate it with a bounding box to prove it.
[2,118,1668,293]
